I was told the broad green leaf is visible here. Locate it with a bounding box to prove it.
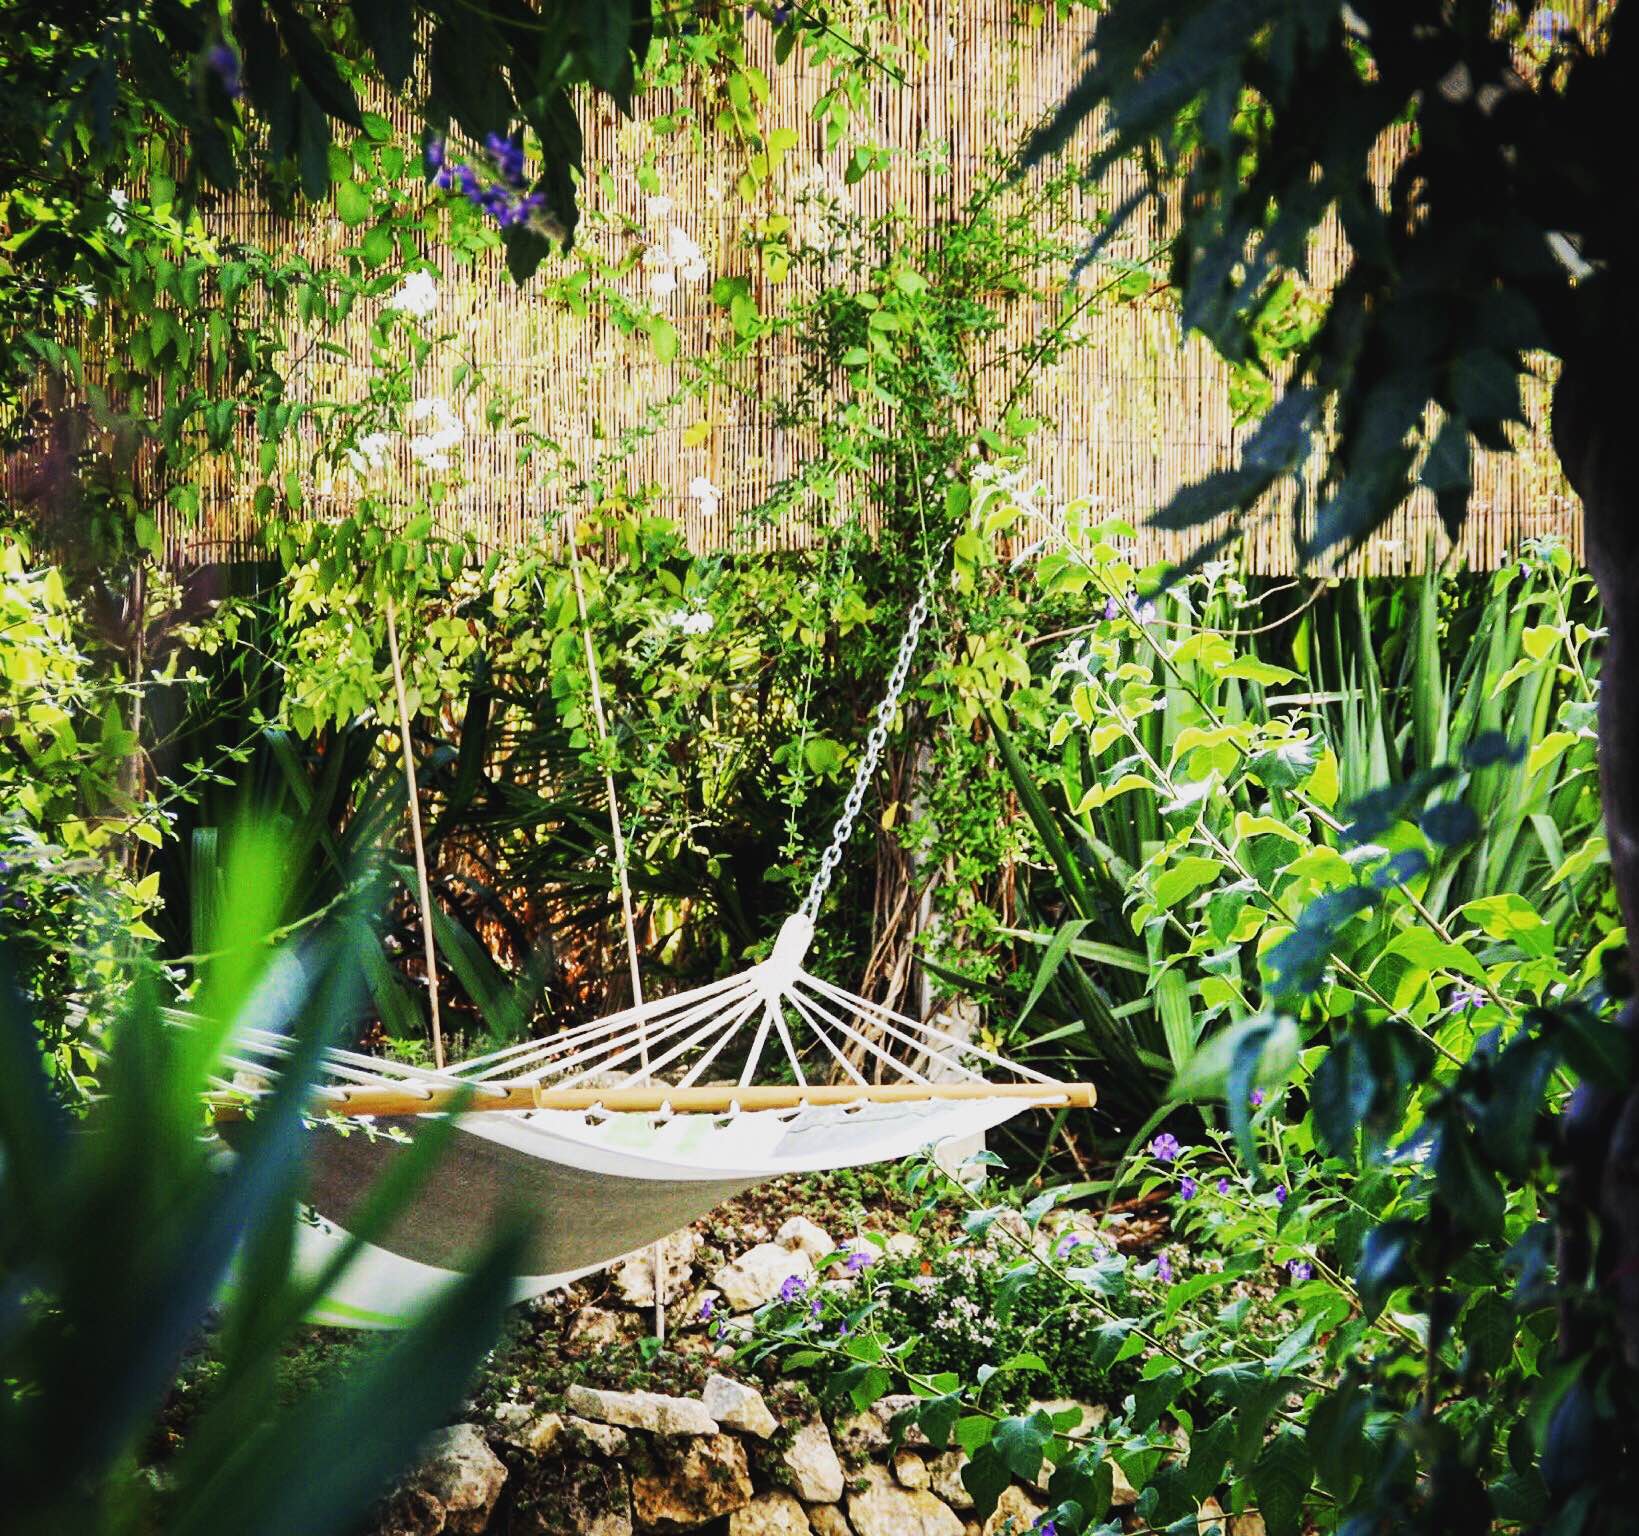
[1151,855,1222,908]
[1251,1428,1313,1536]
[335,178,372,226]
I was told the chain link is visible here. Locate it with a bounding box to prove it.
[799,573,937,920]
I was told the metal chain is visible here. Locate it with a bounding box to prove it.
[799,573,937,920]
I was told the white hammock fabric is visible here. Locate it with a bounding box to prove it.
[213,915,1086,1328]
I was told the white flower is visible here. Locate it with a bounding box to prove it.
[386,270,440,319]
[107,188,129,234]
[406,396,462,470]
[643,226,708,297]
[667,609,714,635]
[70,283,99,311]
[645,194,674,220]
[667,227,707,281]
[344,431,394,475]
[688,475,720,518]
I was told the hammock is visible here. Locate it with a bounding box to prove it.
[213,913,1090,1327]
[209,540,1096,1329]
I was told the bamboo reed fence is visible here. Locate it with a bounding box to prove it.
[153,3,1578,575]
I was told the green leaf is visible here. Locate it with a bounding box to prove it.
[1245,736,1319,790]
[1016,919,1090,1028]
[1131,1366,1186,1430]
[1461,1289,1516,1376]
[1151,855,1222,909]
[335,178,371,227]
[1251,1428,1313,1536]
[1308,1381,1368,1500]
[1435,1121,1505,1239]
[1356,1219,1415,1319]
[650,315,680,363]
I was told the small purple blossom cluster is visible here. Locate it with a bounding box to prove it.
[1099,589,1158,623]
[778,1273,808,1304]
[1287,1259,1313,1283]
[427,135,546,230]
[207,43,242,100]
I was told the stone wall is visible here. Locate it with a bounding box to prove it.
[368,1208,1264,1536]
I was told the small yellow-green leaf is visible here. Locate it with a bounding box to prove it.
[1521,625,1560,662]
[1525,730,1576,778]
[1151,855,1222,908]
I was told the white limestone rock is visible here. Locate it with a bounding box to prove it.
[727,1489,811,1535]
[611,1229,699,1308]
[564,1384,717,1438]
[806,1505,854,1536]
[781,1415,845,1503]
[927,1451,973,1510]
[980,1485,1044,1536]
[893,1450,930,1490]
[833,1410,889,1460]
[847,1463,963,1536]
[379,1424,507,1536]
[702,1373,778,1438]
[776,1215,835,1262]
[566,1416,631,1458]
[631,1434,753,1532]
[712,1244,816,1312]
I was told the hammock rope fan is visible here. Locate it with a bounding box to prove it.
[211,538,1096,1330]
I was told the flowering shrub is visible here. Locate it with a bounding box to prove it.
[830,1239,1146,1409]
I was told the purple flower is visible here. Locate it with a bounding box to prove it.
[837,1318,851,1336]
[1216,1178,1231,1196]
[1102,595,1119,621]
[207,44,242,99]
[1449,988,1486,1013]
[1249,1089,1265,1108]
[1037,1523,1058,1536]
[698,1296,715,1321]
[1179,1176,1198,1201]
[1288,1259,1313,1283]
[778,1274,807,1303]
[771,3,794,21]
[1530,8,1570,43]
[485,131,526,186]
[810,1297,823,1320]
[1056,1233,1084,1259]
[844,1250,874,1275]
[1274,1184,1288,1206]
[1156,1253,1173,1284]
[1150,1133,1182,1163]
[425,138,446,171]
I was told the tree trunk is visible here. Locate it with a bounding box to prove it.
[1552,327,1639,1373]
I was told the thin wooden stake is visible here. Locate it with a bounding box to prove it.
[386,595,444,1072]
[565,522,668,1339]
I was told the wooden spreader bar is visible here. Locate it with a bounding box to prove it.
[210,1079,1098,1123]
